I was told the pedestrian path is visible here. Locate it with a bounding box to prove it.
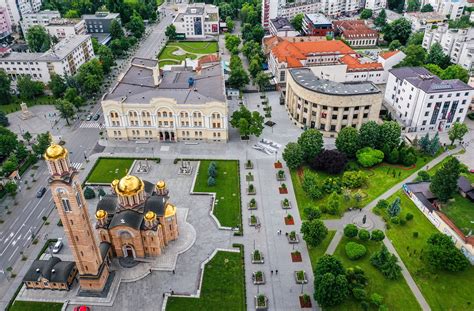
[79,121,104,129]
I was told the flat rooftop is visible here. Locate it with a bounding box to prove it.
[105,57,225,105]
[289,68,380,96]
[305,13,332,25]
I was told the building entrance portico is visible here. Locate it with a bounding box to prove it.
[159,131,175,142]
[122,245,136,258]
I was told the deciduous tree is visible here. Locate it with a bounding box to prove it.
[336,127,359,157]
[55,99,76,125]
[426,233,469,272]
[48,74,67,98]
[430,157,461,202]
[448,122,468,146]
[26,25,51,52]
[291,13,304,32]
[301,219,328,247]
[310,149,348,174]
[297,129,324,162]
[0,70,11,104]
[358,121,380,149]
[282,142,304,170]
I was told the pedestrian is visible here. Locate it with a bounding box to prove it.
[275,270,278,275]
[285,232,288,236]
[149,269,152,273]
[271,270,273,275]
[172,269,175,274]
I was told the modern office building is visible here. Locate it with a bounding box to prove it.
[285,67,382,136]
[172,3,219,38]
[101,57,228,142]
[302,13,332,36]
[384,67,473,132]
[82,11,120,44]
[0,35,95,84]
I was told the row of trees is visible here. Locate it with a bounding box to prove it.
[0,71,46,105]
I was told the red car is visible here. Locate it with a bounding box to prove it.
[74,306,91,311]
[470,169,474,173]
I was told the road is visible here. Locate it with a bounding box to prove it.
[0,6,176,304]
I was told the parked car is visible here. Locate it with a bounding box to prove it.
[73,306,91,311]
[52,239,63,254]
[36,187,46,198]
[86,114,92,121]
[470,169,474,173]
[93,114,100,121]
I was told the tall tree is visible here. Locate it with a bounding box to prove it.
[388,197,401,217]
[230,105,264,139]
[398,45,427,67]
[291,13,304,32]
[430,157,461,202]
[165,24,177,40]
[55,99,76,125]
[225,16,235,32]
[383,18,412,45]
[421,3,434,12]
[360,9,373,19]
[378,121,401,151]
[282,142,304,169]
[297,129,324,162]
[17,76,44,100]
[406,0,420,12]
[301,219,328,247]
[314,255,349,307]
[224,34,241,53]
[254,71,270,91]
[219,3,234,19]
[426,43,451,69]
[0,70,11,104]
[440,64,469,83]
[126,12,145,38]
[0,127,18,160]
[228,66,250,89]
[426,233,469,272]
[374,9,387,27]
[110,19,124,40]
[26,25,51,52]
[0,111,9,127]
[358,121,380,149]
[48,74,67,98]
[448,122,468,146]
[388,40,402,51]
[98,45,115,74]
[76,59,104,96]
[336,127,359,157]
[32,132,51,156]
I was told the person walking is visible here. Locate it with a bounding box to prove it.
[275,270,278,275]
[271,270,273,275]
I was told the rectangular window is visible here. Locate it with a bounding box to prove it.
[62,199,71,212]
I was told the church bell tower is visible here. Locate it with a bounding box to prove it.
[44,144,110,292]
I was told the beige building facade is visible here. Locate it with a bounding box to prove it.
[102,58,228,143]
[285,68,382,137]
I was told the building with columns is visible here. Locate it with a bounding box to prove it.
[102,57,228,142]
[44,144,110,292]
[285,68,382,137]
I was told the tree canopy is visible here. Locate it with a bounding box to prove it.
[301,219,328,247]
[291,13,304,32]
[297,129,324,162]
[26,25,51,52]
[0,70,11,104]
[430,157,461,202]
[282,142,304,169]
[448,122,468,146]
[229,105,264,139]
[383,18,412,45]
[336,127,359,157]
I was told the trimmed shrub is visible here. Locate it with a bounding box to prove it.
[413,232,419,238]
[352,288,367,301]
[375,199,389,209]
[370,229,385,242]
[304,206,321,220]
[207,176,216,186]
[83,187,95,199]
[344,224,359,238]
[345,242,367,260]
[405,213,414,221]
[342,170,368,188]
[399,219,407,225]
[390,216,400,224]
[356,147,384,168]
[358,229,370,241]
[417,170,430,181]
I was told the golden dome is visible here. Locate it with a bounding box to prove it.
[156,180,166,189]
[165,203,176,218]
[96,209,107,219]
[111,179,119,187]
[44,144,68,160]
[144,211,156,221]
[114,175,144,196]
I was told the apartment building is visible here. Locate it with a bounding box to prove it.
[321,0,359,18]
[0,0,42,28]
[45,18,86,39]
[21,10,60,34]
[0,35,95,84]
[384,67,473,132]
[423,25,474,72]
[172,3,219,38]
[269,17,300,37]
[279,0,321,20]
[364,0,386,11]
[403,11,446,32]
[102,58,228,142]
[0,7,12,39]
[420,0,466,20]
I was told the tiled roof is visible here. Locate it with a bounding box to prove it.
[379,50,400,59]
[333,20,378,39]
[340,55,383,71]
[271,40,355,67]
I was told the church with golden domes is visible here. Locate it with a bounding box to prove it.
[95,175,179,259]
[43,143,178,292]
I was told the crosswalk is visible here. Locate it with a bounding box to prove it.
[71,162,83,170]
[79,122,104,129]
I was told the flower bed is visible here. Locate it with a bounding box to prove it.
[294,270,308,284]
[299,294,312,308]
[291,251,302,262]
[252,271,265,285]
[274,161,283,169]
[252,250,264,264]
[279,183,288,194]
[284,214,294,225]
[281,198,291,209]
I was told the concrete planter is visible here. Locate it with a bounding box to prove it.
[247,202,257,210]
[249,216,260,226]
[299,295,312,308]
[276,171,286,181]
[281,200,291,209]
[247,187,256,195]
[251,251,264,264]
[295,271,308,284]
[287,233,299,244]
[255,295,268,310]
[252,272,265,285]
[246,174,254,182]
[245,161,254,169]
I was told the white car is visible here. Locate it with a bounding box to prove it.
[52,239,63,254]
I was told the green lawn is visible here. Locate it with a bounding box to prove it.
[166,250,245,311]
[87,158,135,184]
[158,41,219,67]
[441,193,474,235]
[384,189,474,311]
[330,236,420,311]
[308,230,336,270]
[1,95,55,114]
[10,301,63,311]
[291,156,432,220]
[193,160,241,228]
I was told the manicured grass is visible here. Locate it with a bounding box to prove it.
[308,230,336,270]
[0,95,55,114]
[330,236,420,311]
[87,158,135,184]
[158,41,218,67]
[291,156,432,220]
[166,251,245,311]
[193,160,241,228]
[384,189,474,311]
[441,193,474,235]
[10,301,63,311]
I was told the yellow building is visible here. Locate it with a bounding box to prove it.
[102,57,228,142]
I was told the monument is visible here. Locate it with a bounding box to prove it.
[19,103,33,120]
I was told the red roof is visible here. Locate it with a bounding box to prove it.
[379,50,400,59]
[340,55,383,71]
[271,40,355,67]
[333,20,378,39]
